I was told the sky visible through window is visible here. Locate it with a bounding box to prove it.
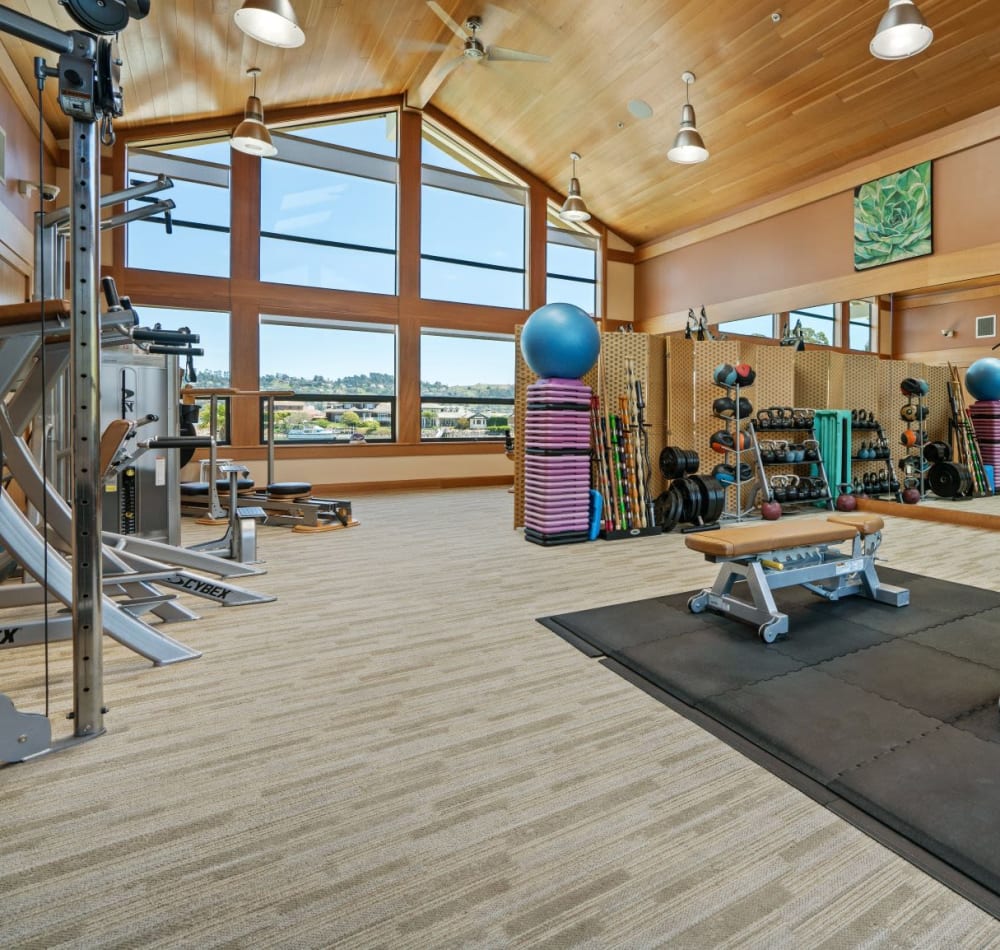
[127,117,595,390]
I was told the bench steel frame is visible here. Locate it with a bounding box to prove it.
[688,523,909,642]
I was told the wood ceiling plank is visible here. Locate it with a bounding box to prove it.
[2,0,1000,248]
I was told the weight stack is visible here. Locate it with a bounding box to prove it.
[523,378,592,546]
[968,400,1000,491]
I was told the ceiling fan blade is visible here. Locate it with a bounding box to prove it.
[486,46,550,64]
[433,54,468,81]
[426,1,469,42]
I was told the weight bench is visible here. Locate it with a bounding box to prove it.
[685,513,909,642]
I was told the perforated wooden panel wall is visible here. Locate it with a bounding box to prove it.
[665,336,695,449]
[842,353,880,412]
[747,344,796,411]
[794,351,834,409]
[925,364,951,444]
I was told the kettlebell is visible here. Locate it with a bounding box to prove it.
[756,409,772,430]
[803,440,819,462]
[786,476,800,502]
[772,476,788,503]
[761,441,776,464]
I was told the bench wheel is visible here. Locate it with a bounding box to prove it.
[688,592,709,614]
[759,620,781,644]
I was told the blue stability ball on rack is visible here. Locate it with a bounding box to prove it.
[965,357,1000,402]
[520,302,600,379]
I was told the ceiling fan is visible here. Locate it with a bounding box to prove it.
[426,2,550,80]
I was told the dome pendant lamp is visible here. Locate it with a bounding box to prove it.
[234,0,306,49]
[667,72,709,165]
[231,68,278,157]
[870,0,933,60]
[558,152,591,223]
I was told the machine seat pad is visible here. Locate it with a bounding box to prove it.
[685,518,859,559]
[267,481,312,497]
[216,478,255,492]
[180,481,211,496]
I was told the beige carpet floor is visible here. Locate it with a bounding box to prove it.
[2,487,1000,948]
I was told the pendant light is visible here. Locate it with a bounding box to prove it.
[667,72,709,165]
[231,68,278,157]
[870,0,933,60]
[234,0,306,49]
[558,152,591,223]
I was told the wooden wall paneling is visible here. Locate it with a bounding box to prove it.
[228,297,261,446]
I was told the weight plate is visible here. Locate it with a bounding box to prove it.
[923,440,951,464]
[673,477,700,523]
[659,446,684,479]
[928,461,971,499]
[62,0,130,34]
[690,474,725,523]
[683,448,700,474]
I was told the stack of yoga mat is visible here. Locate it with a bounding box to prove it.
[968,400,1000,491]
[523,378,592,545]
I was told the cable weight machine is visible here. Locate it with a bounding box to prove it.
[0,0,152,760]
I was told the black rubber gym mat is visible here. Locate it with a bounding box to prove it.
[539,568,1000,917]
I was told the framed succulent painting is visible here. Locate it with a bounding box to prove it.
[853,161,932,271]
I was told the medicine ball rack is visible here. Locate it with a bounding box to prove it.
[709,368,755,523]
[899,383,930,498]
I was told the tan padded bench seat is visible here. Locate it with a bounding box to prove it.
[826,512,884,536]
[686,517,871,559]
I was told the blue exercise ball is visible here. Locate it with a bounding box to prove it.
[520,302,600,379]
[965,357,1000,402]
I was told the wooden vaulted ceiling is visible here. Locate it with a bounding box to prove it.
[3,0,1000,249]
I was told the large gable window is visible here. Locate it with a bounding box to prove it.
[126,139,230,277]
[546,211,598,315]
[261,114,398,295]
[420,123,527,309]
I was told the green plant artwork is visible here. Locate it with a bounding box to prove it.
[853,161,932,271]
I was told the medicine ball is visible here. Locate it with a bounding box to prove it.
[710,429,734,454]
[900,429,919,448]
[900,377,929,397]
[900,403,928,422]
[712,396,735,418]
[713,363,738,388]
[734,363,756,387]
